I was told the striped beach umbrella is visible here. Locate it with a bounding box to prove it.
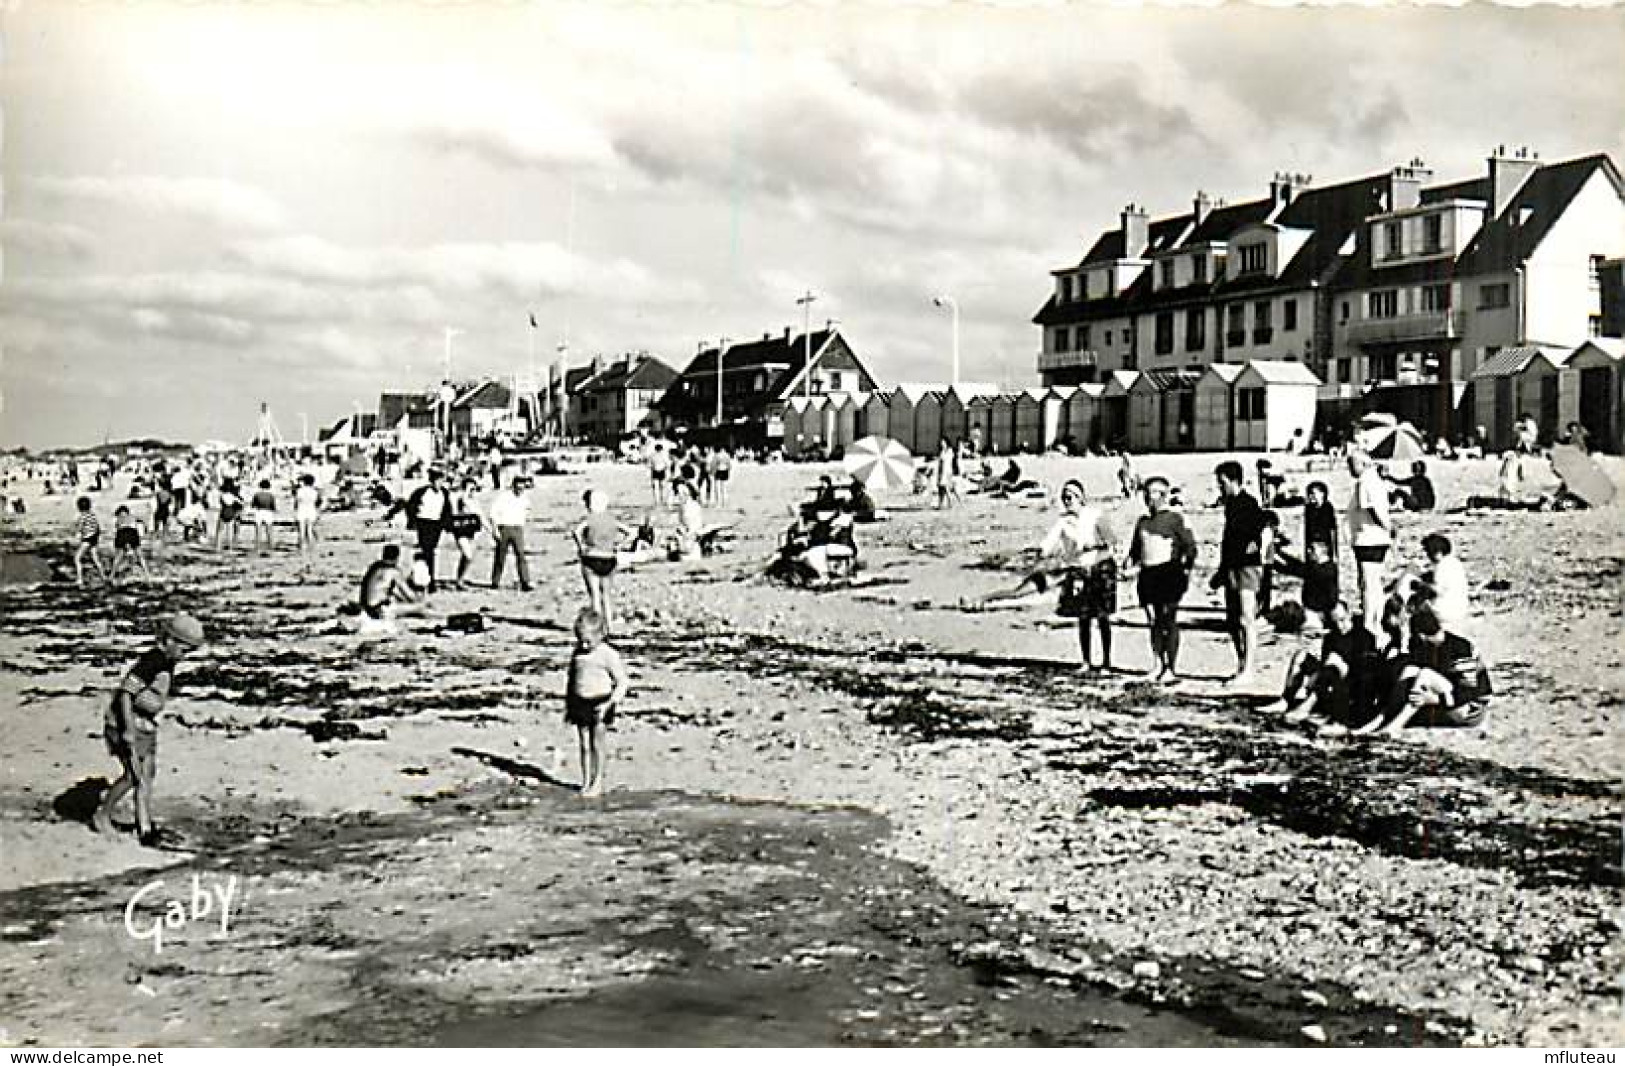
[842,435,915,491]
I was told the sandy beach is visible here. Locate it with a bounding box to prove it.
[1,451,1620,1047]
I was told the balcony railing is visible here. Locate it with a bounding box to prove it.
[1253,327,1274,344]
[1037,348,1100,373]
[1346,309,1463,345]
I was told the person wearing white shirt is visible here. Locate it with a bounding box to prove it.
[1421,533,1471,631]
[1344,449,1392,639]
[487,478,532,591]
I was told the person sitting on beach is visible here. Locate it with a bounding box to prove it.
[1416,533,1471,632]
[72,495,110,588]
[92,613,206,847]
[564,607,629,798]
[1271,537,1340,629]
[109,505,153,584]
[983,459,1040,498]
[573,488,631,629]
[848,477,883,523]
[348,544,422,632]
[1385,460,1437,512]
[1354,605,1492,734]
[1261,599,1375,726]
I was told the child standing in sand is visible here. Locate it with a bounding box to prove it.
[565,608,629,797]
[72,496,110,588]
[92,613,206,846]
[109,505,153,583]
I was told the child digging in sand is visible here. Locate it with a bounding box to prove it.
[565,608,628,797]
[92,613,206,846]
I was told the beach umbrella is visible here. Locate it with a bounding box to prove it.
[1360,421,1427,461]
[842,435,915,491]
[1357,412,1399,432]
[1550,444,1616,508]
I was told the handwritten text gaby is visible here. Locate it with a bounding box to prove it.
[124,874,240,954]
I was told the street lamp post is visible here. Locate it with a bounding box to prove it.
[797,290,818,398]
[715,338,730,426]
[932,295,960,387]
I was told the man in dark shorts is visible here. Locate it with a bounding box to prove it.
[1212,460,1272,686]
[358,544,420,622]
[1127,476,1197,682]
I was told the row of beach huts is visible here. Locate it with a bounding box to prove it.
[783,360,1321,458]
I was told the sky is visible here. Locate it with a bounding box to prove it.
[2,1,1622,449]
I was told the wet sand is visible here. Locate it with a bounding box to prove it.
[0,451,1619,1046]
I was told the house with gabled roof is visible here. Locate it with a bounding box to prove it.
[658,326,878,447]
[566,354,679,446]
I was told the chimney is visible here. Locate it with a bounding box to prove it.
[1385,159,1432,212]
[1120,204,1149,257]
[1268,172,1312,210]
[1193,190,1213,225]
[784,325,792,343]
[1489,145,1540,217]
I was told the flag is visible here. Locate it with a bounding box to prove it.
[529,313,538,329]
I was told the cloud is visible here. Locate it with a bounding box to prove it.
[1,217,97,259]
[25,175,288,231]
[407,106,619,172]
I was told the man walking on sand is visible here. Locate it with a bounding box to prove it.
[488,475,533,591]
[1212,460,1272,688]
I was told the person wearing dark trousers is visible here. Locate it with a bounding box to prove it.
[488,477,533,591]
[404,468,452,591]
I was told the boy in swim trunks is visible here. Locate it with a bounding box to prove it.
[72,495,110,588]
[92,613,206,846]
[572,488,630,630]
[565,608,628,797]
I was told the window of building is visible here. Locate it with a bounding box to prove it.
[1591,255,1607,288]
[1160,260,1176,289]
[1060,276,1073,302]
[1383,221,1403,261]
[1192,255,1208,284]
[1080,325,1093,351]
[1420,283,1451,312]
[1106,272,1116,296]
[1235,387,1266,421]
[1283,299,1298,332]
[1478,282,1511,309]
[1368,290,1399,319]
[1054,326,1070,352]
[1591,315,1605,338]
[1105,329,1113,347]
[1340,300,1351,323]
[1423,214,1443,254]
[1238,243,1267,275]
[1227,305,1245,332]
[1253,301,1272,329]
[1337,358,1351,383]
[1185,308,1205,351]
[1154,312,1175,355]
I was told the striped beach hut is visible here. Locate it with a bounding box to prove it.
[783,396,812,457]
[941,384,997,451]
[1128,369,1199,452]
[966,395,994,456]
[1061,383,1103,453]
[988,393,1019,455]
[858,391,892,442]
[1046,386,1078,452]
[888,384,932,454]
[913,390,947,456]
[1013,388,1050,453]
[831,393,862,452]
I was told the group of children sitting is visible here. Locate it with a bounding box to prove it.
[1262,532,1488,736]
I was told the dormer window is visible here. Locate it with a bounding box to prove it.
[1191,255,1207,284]
[1423,215,1443,254]
[1382,221,1403,261]
[1238,243,1267,275]
[1160,260,1176,289]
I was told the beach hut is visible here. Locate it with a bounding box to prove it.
[1128,369,1198,453]
[988,393,1019,455]
[829,393,862,452]
[858,391,892,443]
[1469,346,1562,452]
[1044,387,1075,452]
[941,384,997,451]
[1194,364,1244,451]
[1570,338,1625,454]
[1100,371,1138,452]
[1231,360,1321,451]
[783,397,811,457]
[1060,384,1103,453]
[913,390,947,456]
[888,384,931,454]
[1513,348,1577,447]
[798,395,833,456]
[1013,388,1051,453]
[966,395,994,456]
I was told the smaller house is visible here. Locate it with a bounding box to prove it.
[1470,346,1564,451]
[450,379,520,443]
[1194,364,1245,451]
[378,391,436,432]
[1231,361,1320,452]
[568,355,680,446]
[1570,338,1625,453]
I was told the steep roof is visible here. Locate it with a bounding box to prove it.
[454,380,512,409]
[1470,345,1557,379]
[577,355,680,395]
[1214,174,1390,297]
[1200,363,1246,384]
[1456,154,1622,275]
[1076,213,1191,267]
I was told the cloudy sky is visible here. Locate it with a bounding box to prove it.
[2,2,1621,448]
